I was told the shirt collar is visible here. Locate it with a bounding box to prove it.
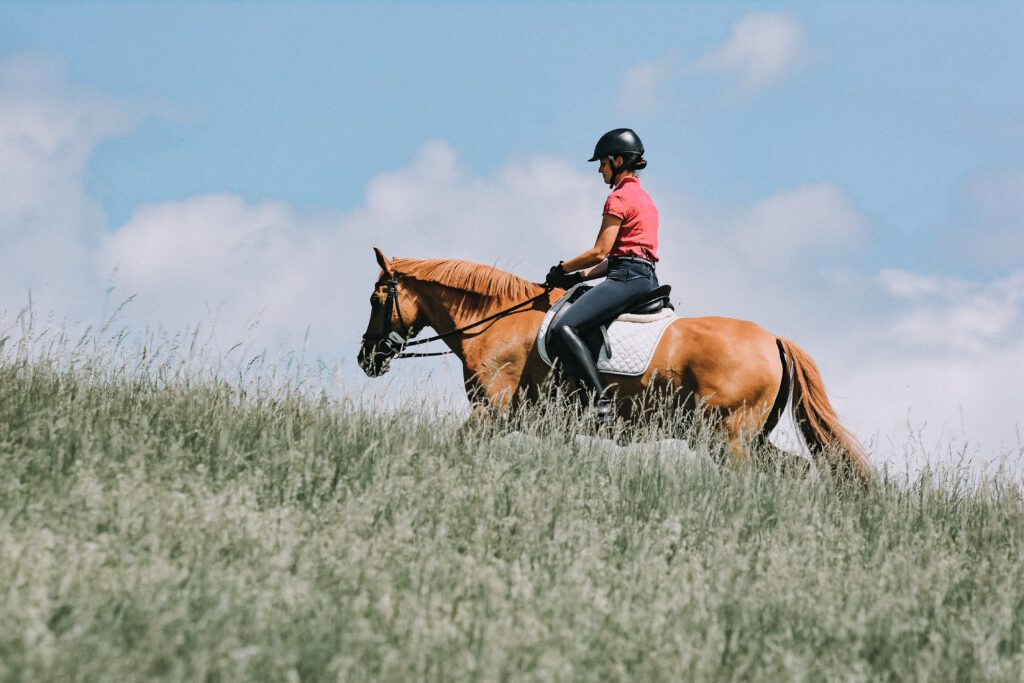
[615,176,640,190]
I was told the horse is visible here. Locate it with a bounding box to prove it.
[358,247,873,483]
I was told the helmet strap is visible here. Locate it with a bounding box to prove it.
[607,156,620,189]
[606,155,637,189]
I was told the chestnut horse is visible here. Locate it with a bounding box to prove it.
[358,248,872,483]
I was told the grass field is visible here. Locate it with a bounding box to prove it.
[2,333,1023,681]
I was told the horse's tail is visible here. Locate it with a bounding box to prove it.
[777,337,874,485]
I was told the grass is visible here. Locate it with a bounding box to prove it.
[1,329,1023,681]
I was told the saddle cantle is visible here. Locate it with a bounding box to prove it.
[626,284,674,315]
[537,283,678,376]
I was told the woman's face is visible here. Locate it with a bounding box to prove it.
[598,156,622,185]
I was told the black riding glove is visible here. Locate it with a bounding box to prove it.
[545,263,583,289]
[544,263,564,287]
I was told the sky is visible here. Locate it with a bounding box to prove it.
[1,1,1022,472]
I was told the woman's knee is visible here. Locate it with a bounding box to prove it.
[551,321,577,342]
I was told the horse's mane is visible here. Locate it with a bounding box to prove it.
[390,258,544,317]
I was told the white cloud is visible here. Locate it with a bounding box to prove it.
[619,55,678,115]
[809,268,1024,470]
[943,167,1024,272]
[877,270,1024,354]
[0,54,136,316]
[727,181,865,269]
[96,141,605,357]
[877,270,946,300]
[693,12,807,94]
[648,181,869,331]
[98,194,341,347]
[838,338,1024,474]
[616,13,807,114]
[347,140,602,271]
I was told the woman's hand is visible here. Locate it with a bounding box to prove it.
[545,263,583,289]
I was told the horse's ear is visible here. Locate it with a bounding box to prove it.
[373,246,392,275]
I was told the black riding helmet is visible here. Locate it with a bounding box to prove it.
[589,128,646,188]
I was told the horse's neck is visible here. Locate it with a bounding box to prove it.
[413,281,461,336]
[415,280,545,351]
[416,281,517,329]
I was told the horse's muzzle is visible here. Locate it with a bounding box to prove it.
[358,339,397,377]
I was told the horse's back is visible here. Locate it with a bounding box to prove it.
[673,316,777,348]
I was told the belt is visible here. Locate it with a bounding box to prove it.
[609,255,656,269]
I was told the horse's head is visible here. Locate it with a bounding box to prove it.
[358,247,427,377]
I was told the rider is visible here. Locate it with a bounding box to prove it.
[545,128,660,420]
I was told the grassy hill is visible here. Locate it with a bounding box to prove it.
[1,342,1023,681]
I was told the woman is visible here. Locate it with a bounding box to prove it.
[545,128,660,420]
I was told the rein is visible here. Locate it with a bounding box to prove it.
[365,274,552,360]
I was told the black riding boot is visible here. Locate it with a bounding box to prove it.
[554,325,614,421]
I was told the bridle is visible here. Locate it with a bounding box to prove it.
[361,274,553,360]
[361,275,418,358]
[362,275,553,360]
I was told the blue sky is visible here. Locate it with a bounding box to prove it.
[6,1,1021,268]
[1,2,1023,466]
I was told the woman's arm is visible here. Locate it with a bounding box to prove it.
[579,260,609,280]
[561,215,621,272]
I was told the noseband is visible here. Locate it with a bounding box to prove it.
[362,274,553,361]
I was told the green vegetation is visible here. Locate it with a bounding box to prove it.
[1,333,1023,681]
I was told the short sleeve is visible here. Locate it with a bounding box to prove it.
[603,193,628,219]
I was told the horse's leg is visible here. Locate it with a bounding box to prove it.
[457,402,492,442]
[457,369,493,440]
[463,367,486,405]
[721,406,763,466]
[456,362,526,439]
[757,440,813,476]
[723,398,812,476]
[480,368,520,410]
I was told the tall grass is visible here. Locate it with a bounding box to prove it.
[1,325,1023,681]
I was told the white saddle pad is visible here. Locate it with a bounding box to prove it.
[537,284,678,376]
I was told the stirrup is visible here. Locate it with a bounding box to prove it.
[593,394,615,423]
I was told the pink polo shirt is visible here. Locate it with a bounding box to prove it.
[603,176,659,262]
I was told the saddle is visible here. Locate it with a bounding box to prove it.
[622,284,674,316]
[538,284,677,376]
